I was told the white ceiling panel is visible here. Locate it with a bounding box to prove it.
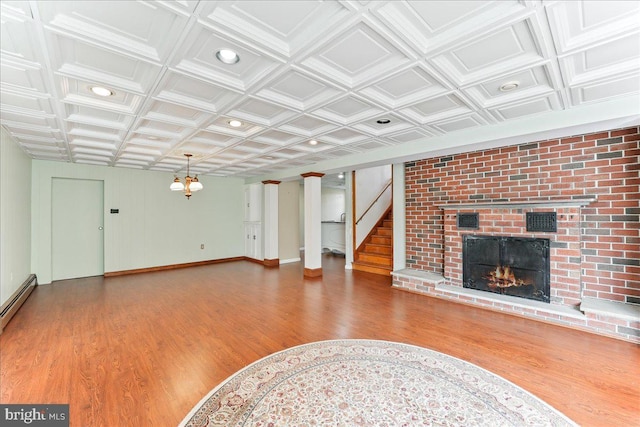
[189,130,238,148]
[142,99,210,128]
[1,110,57,131]
[253,129,301,147]
[57,76,144,115]
[65,105,133,130]
[198,0,352,57]
[546,1,640,54]
[299,21,413,87]
[154,71,240,113]
[431,114,488,134]
[256,70,342,111]
[278,115,337,138]
[321,127,370,146]
[1,1,638,180]
[49,35,163,94]
[569,72,640,106]
[431,15,548,86]
[234,140,279,154]
[1,4,41,64]
[360,65,451,108]
[386,129,435,144]
[374,0,525,54]
[174,140,222,156]
[401,94,473,124]
[120,144,162,157]
[66,122,125,143]
[0,59,48,95]
[227,98,297,127]
[559,34,640,86]
[126,134,172,149]
[9,127,61,143]
[311,95,384,125]
[463,65,559,108]
[131,119,191,140]
[205,117,263,139]
[69,138,119,152]
[352,113,414,136]
[172,22,284,91]
[37,0,189,62]
[489,93,562,121]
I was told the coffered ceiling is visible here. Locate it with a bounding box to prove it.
[1,1,639,183]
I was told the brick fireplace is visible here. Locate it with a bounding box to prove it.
[443,203,584,307]
[392,126,640,343]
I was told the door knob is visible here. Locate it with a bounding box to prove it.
[98,226,104,230]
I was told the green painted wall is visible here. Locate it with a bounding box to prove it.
[32,160,245,284]
[0,128,32,306]
[278,181,301,263]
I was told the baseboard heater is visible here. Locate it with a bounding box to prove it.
[0,274,37,333]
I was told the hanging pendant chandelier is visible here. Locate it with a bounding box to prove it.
[170,153,203,199]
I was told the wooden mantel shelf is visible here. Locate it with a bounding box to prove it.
[438,197,597,210]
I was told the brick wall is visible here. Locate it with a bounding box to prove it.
[405,126,640,305]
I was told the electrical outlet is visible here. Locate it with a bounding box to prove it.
[201,244,204,249]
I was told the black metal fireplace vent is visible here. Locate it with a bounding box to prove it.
[526,212,557,232]
[457,213,479,229]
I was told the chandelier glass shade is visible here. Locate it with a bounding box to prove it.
[170,153,203,199]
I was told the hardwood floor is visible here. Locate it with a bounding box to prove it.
[1,255,638,426]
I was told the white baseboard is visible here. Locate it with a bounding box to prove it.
[280,258,301,264]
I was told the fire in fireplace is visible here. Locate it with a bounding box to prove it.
[462,235,551,303]
[486,265,527,289]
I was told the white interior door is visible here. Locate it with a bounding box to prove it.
[52,178,104,280]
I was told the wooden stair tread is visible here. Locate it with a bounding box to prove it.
[354,207,394,276]
[352,260,392,275]
[364,244,392,255]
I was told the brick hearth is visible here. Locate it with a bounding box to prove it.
[392,126,640,342]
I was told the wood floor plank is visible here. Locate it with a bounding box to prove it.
[1,255,638,426]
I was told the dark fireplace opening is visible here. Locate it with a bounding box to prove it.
[462,235,550,303]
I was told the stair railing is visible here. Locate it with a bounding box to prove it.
[355,179,392,225]
[354,178,392,252]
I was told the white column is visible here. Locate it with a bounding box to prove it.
[392,163,406,272]
[301,172,324,277]
[262,180,280,267]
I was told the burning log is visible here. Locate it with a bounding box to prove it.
[485,265,527,288]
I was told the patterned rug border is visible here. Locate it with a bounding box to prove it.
[179,339,577,426]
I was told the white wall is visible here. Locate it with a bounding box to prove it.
[298,184,347,250]
[0,128,32,306]
[321,187,346,222]
[278,181,300,263]
[31,160,245,284]
[392,163,406,272]
[355,165,392,247]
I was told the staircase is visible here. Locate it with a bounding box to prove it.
[352,209,393,275]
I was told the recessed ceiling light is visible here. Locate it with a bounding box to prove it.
[376,118,391,124]
[228,120,243,127]
[309,139,318,145]
[216,49,240,64]
[90,86,113,97]
[499,81,520,92]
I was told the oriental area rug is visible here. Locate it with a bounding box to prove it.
[179,340,576,427]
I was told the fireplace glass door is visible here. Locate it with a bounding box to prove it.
[462,235,550,303]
